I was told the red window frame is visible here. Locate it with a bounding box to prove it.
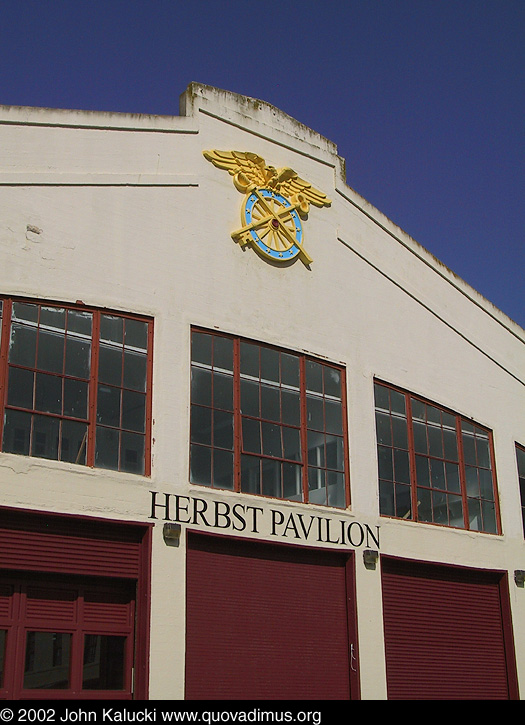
[0,297,153,475]
[374,380,501,533]
[189,328,350,508]
[516,443,525,538]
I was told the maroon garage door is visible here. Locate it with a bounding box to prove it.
[381,558,518,700]
[185,532,357,700]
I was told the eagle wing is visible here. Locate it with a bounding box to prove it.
[279,171,332,208]
[203,150,268,190]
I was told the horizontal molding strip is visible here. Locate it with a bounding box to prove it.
[0,173,199,186]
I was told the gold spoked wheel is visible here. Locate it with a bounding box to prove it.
[232,188,312,264]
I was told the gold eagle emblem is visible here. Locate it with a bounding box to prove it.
[203,150,331,265]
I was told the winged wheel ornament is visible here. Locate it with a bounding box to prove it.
[203,150,331,265]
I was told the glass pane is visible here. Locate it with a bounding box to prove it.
[260,347,279,384]
[100,315,123,344]
[241,455,260,494]
[67,309,92,337]
[241,379,260,417]
[326,435,344,471]
[213,336,233,372]
[191,405,212,446]
[32,415,59,459]
[413,421,428,454]
[123,349,147,392]
[12,301,38,323]
[240,341,259,378]
[35,373,62,415]
[391,416,408,449]
[213,372,233,411]
[428,426,443,458]
[95,426,119,470]
[213,410,233,450]
[379,479,395,516]
[390,390,406,415]
[98,345,122,387]
[24,631,71,689]
[417,487,432,522]
[378,446,393,481]
[411,398,426,421]
[65,337,91,379]
[281,390,300,426]
[325,400,343,435]
[327,470,345,508]
[324,366,341,398]
[395,484,411,519]
[476,437,491,468]
[481,500,497,534]
[63,378,88,419]
[375,412,392,446]
[61,420,88,464]
[374,383,390,411]
[40,307,65,330]
[393,448,410,483]
[7,367,34,409]
[449,495,465,528]
[282,426,301,462]
[97,385,121,427]
[242,418,261,454]
[443,428,458,461]
[120,432,145,474]
[213,448,234,489]
[3,409,31,455]
[468,498,482,531]
[430,459,446,489]
[462,432,477,465]
[121,390,146,433]
[191,368,212,407]
[479,468,494,500]
[261,422,282,458]
[445,462,461,493]
[305,360,323,393]
[190,444,211,485]
[83,634,125,690]
[262,459,280,497]
[124,318,148,350]
[37,329,65,374]
[415,455,430,487]
[465,466,479,497]
[307,430,325,467]
[306,396,324,430]
[261,384,280,422]
[192,331,212,366]
[9,323,37,367]
[432,490,448,524]
[283,462,302,500]
[281,353,299,388]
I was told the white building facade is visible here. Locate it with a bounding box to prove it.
[0,83,523,700]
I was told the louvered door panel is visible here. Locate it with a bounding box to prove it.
[186,533,352,700]
[382,558,513,700]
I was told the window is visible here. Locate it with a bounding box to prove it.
[374,381,500,533]
[190,329,349,508]
[516,444,525,537]
[0,298,153,475]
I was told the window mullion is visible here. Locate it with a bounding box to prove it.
[0,299,13,449]
[405,394,418,522]
[87,312,101,468]
[299,356,308,504]
[233,337,241,492]
[456,417,469,530]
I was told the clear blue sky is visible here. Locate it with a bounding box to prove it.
[1,0,523,328]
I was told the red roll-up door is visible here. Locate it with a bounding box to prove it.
[185,532,356,700]
[381,558,518,700]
